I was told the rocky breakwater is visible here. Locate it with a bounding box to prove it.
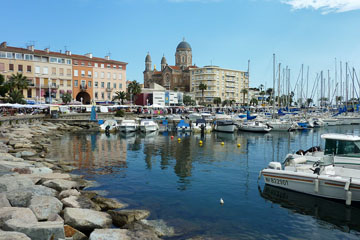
[0,122,174,240]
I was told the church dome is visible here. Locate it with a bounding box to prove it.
[145,53,151,62]
[161,55,167,64]
[176,40,191,50]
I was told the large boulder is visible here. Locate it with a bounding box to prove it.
[3,219,65,240]
[89,228,161,240]
[92,196,128,210]
[108,209,150,227]
[140,219,175,237]
[42,179,78,191]
[0,207,37,228]
[0,176,34,192]
[0,230,31,240]
[59,189,81,199]
[6,191,33,207]
[0,193,11,207]
[63,208,112,232]
[0,161,33,173]
[61,196,100,210]
[29,196,63,221]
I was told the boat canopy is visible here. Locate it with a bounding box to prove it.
[177,120,190,127]
[321,134,360,142]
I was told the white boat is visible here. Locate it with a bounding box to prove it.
[259,157,360,205]
[238,121,272,133]
[187,113,202,121]
[191,119,212,133]
[286,133,360,169]
[214,120,236,133]
[119,120,138,133]
[99,120,118,133]
[323,118,340,126]
[139,119,159,132]
[266,119,295,131]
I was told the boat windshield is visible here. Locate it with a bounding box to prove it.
[325,139,360,157]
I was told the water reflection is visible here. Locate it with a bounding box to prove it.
[259,184,360,233]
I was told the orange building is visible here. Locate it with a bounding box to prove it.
[71,55,94,104]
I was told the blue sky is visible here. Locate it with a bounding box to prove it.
[3,0,360,97]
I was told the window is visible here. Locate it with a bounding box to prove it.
[94,72,98,78]
[113,73,116,79]
[101,72,104,78]
[113,65,116,69]
[88,62,92,66]
[50,57,57,63]
[35,66,40,73]
[88,71,92,77]
[119,83,122,89]
[107,82,110,88]
[18,65,23,72]
[59,68,64,76]
[15,53,22,59]
[74,80,78,87]
[101,64,104,68]
[95,81,98,88]
[107,64,110,68]
[74,70,78,77]
[81,80,86,87]
[27,89,32,98]
[58,58,65,64]
[107,93,111,99]
[67,69,71,76]
[119,74,122,80]
[7,52,13,58]
[52,67,56,75]
[101,92,104,99]
[43,67,48,74]
[26,65,31,72]
[24,54,33,61]
[81,70,85,77]
[0,63,4,71]
[0,52,6,58]
[101,82,104,88]
[67,80,71,87]
[94,63,98,68]
[66,59,71,64]
[107,73,110,79]
[113,83,116,89]
[95,92,98,99]
[81,62,84,66]
[88,81,92,87]
[60,80,64,86]
[74,60,78,65]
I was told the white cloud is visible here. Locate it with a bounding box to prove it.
[282,0,360,13]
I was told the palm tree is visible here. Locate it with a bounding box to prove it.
[240,88,248,106]
[250,98,258,106]
[183,95,192,106]
[112,91,127,105]
[0,74,9,97]
[8,73,29,90]
[229,99,236,106]
[8,90,26,104]
[306,98,313,107]
[266,88,273,98]
[127,81,141,104]
[259,91,265,105]
[198,83,207,105]
[61,93,72,105]
[222,100,229,107]
[213,97,221,106]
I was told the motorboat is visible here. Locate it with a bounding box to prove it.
[99,120,118,133]
[214,120,236,133]
[139,119,159,132]
[238,121,272,133]
[191,119,212,133]
[285,133,360,169]
[177,120,191,132]
[119,120,138,133]
[187,113,202,121]
[259,156,360,205]
[323,118,340,126]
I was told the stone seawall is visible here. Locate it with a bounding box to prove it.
[0,121,174,239]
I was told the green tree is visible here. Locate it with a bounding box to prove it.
[127,80,141,104]
[240,88,248,106]
[61,93,72,105]
[259,91,265,105]
[5,73,29,103]
[213,97,221,106]
[0,74,9,97]
[306,98,313,107]
[335,96,342,107]
[229,99,236,106]
[8,90,26,104]
[183,95,193,106]
[222,100,229,106]
[250,98,258,106]
[266,88,273,98]
[112,91,127,105]
[198,83,207,105]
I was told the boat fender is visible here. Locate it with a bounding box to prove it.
[344,178,351,191]
[314,178,319,193]
[346,191,352,206]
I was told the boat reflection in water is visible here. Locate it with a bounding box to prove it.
[259,184,360,233]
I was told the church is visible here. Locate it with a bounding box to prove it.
[143,39,197,92]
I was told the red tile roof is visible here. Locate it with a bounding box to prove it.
[169,66,180,70]
[153,71,162,75]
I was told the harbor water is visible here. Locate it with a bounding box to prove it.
[48,125,360,239]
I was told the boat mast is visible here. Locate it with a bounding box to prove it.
[328,70,330,108]
[352,67,355,111]
[301,64,304,107]
[278,63,281,108]
[306,66,309,106]
[346,62,348,110]
[320,71,323,108]
[272,54,275,118]
[340,61,343,106]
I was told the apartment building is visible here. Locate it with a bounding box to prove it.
[0,42,127,104]
[92,58,126,103]
[190,65,249,105]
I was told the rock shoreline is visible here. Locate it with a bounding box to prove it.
[0,121,174,240]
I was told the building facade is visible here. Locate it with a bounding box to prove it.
[190,66,249,105]
[143,39,197,92]
[0,42,127,104]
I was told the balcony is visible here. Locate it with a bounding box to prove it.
[106,87,113,92]
[225,79,236,83]
[80,85,88,92]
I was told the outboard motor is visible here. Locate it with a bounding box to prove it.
[105,125,110,135]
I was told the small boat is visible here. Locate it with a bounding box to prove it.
[266,119,295,131]
[259,156,360,205]
[139,119,159,132]
[191,119,212,133]
[119,120,138,133]
[99,120,118,133]
[177,120,191,132]
[214,120,236,133]
[238,121,272,133]
[187,113,202,121]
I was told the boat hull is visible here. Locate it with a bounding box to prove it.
[214,124,236,133]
